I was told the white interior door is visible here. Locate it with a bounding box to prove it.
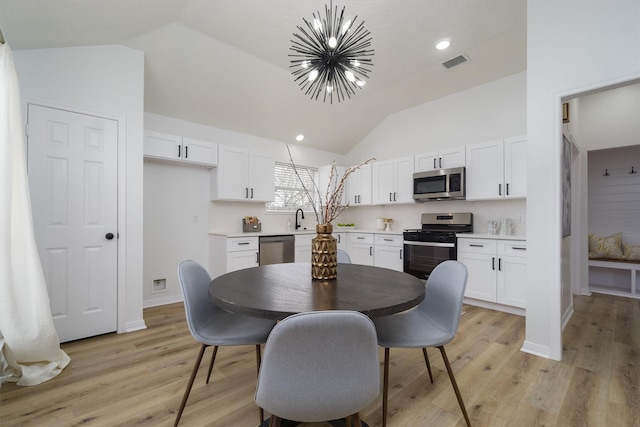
[27,104,118,342]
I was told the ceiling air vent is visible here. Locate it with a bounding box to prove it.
[442,54,469,70]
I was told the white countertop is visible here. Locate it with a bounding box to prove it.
[209,228,403,238]
[457,233,526,241]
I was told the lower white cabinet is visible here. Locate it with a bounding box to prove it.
[295,234,314,263]
[210,236,259,278]
[457,238,527,309]
[335,232,347,252]
[374,234,403,272]
[349,233,374,266]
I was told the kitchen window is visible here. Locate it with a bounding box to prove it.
[266,162,318,212]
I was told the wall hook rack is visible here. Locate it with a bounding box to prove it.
[603,169,610,176]
[630,166,637,175]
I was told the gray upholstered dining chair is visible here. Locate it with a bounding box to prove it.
[373,260,471,427]
[175,260,277,426]
[337,248,351,263]
[255,310,380,427]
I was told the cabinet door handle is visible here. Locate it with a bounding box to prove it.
[185,145,188,159]
[357,237,365,240]
[389,192,393,202]
[358,195,361,203]
[250,188,254,199]
[384,238,393,242]
[513,247,526,251]
[178,145,181,158]
[399,249,403,260]
[506,183,509,196]
[238,242,250,245]
[245,188,249,198]
[498,183,502,196]
[433,158,437,169]
[492,257,495,270]
[439,157,442,169]
[470,244,484,247]
[498,258,502,271]
[370,246,373,256]
[337,235,341,243]
[393,192,397,201]
[256,252,259,263]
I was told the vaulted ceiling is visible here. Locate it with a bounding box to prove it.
[0,0,527,153]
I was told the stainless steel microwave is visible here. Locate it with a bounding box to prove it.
[413,167,465,201]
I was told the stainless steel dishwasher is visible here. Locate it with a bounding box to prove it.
[259,235,295,265]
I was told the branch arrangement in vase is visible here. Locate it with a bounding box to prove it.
[286,144,374,225]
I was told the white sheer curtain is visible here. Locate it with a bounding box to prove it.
[0,41,70,386]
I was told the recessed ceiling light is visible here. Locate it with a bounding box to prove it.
[296,134,305,142]
[435,39,451,50]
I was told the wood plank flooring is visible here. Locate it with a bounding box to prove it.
[1,293,639,426]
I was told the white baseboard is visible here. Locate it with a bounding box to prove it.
[561,305,574,331]
[124,319,147,333]
[143,294,184,308]
[463,297,525,316]
[521,340,552,359]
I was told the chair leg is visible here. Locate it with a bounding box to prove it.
[349,412,362,427]
[205,345,219,384]
[382,347,390,427]
[422,348,434,383]
[255,344,264,423]
[175,343,207,427]
[269,415,281,427]
[438,346,471,427]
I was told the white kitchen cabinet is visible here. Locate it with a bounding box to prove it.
[414,146,466,172]
[348,233,374,266]
[209,235,259,278]
[318,164,347,206]
[371,156,414,204]
[374,234,403,272]
[294,233,314,263]
[465,136,526,200]
[457,238,527,309]
[335,232,347,252]
[144,131,217,167]
[346,163,372,206]
[210,145,275,202]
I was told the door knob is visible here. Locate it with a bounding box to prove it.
[105,233,115,240]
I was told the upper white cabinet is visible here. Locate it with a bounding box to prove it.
[210,145,275,202]
[414,146,465,172]
[347,163,372,206]
[465,136,526,200]
[318,164,347,206]
[372,156,415,204]
[144,131,217,168]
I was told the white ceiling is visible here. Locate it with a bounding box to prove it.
[0,0,527,154]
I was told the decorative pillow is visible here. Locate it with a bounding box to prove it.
[588,232,623,259]
[622,242,640,261]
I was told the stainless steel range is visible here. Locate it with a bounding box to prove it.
[403,212,473,280]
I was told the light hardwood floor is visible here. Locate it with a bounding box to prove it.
[1,293,639,426]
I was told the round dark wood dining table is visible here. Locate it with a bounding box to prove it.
[209,262,426,320]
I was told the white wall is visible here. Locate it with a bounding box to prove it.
[347,72,527,163]
[526,0,640,359]
[143,112,349,306]
[13,45,146,333]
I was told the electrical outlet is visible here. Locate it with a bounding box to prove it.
[518,214,525,223]
[152,278,167,293]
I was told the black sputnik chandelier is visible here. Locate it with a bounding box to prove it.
[289,1,374,103]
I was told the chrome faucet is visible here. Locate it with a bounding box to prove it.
[295,208,305,230]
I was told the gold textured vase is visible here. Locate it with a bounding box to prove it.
[311,223,338,280]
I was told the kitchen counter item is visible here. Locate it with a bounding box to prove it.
[259,235,295,266]
[243,216,261,232]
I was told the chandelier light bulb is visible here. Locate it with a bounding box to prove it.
[308,69,319,81]
[313,18,323,32]
[327,84,334,93]
[341,20,352,35]
[345,70,355,82]
[301,60,310,68]
[351,59,360,67]
[356,80,366,87]
[328,36,337,49]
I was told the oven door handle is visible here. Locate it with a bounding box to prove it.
[403,241,455,248]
